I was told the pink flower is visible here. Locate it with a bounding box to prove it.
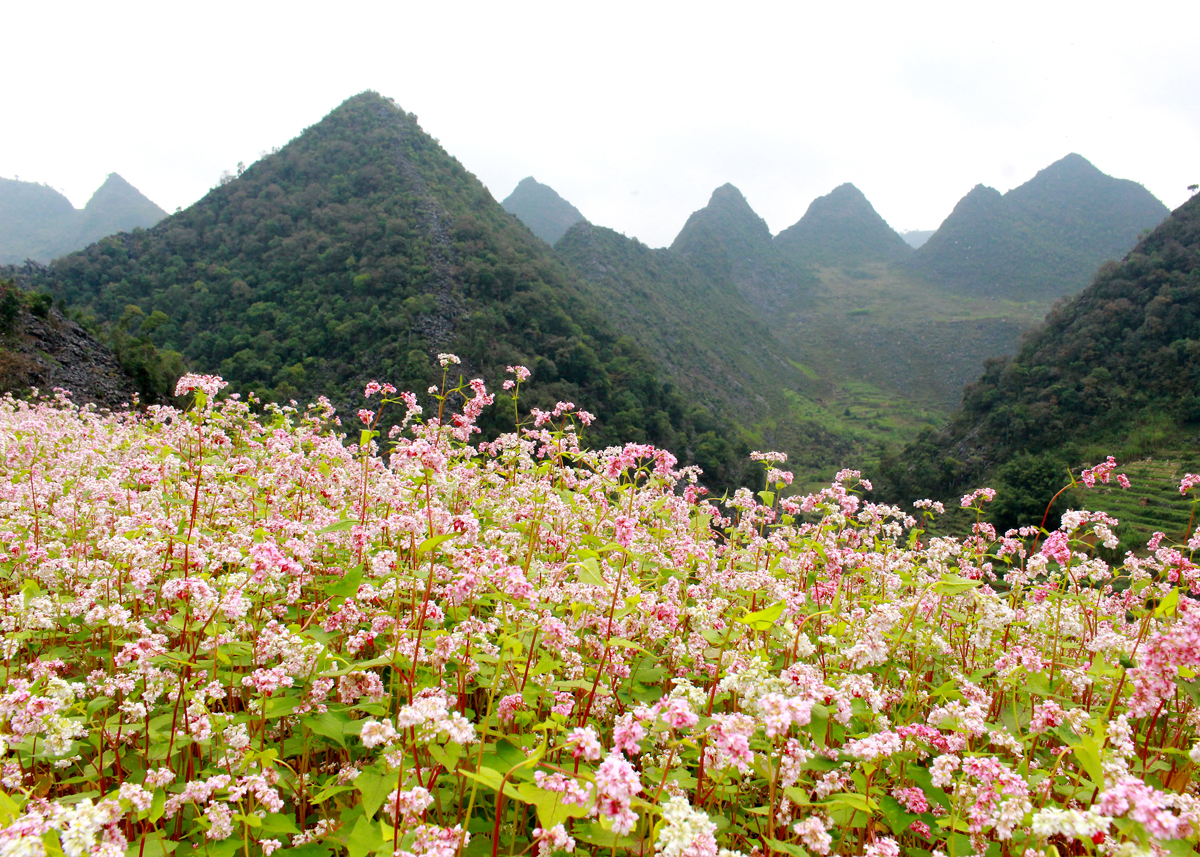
[174,373,228,398]
[497,693,524,724]
[1181,473,1200,495]
[613,515,636,548]
[1040,530,1071,566]
[566,727,602,761]
[960,487,997,508]
[594,750,642,835]
[793,817,832,855]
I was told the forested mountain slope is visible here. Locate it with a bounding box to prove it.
[882,190,1200,515]
[909,154,1168,301]
[5,92,756,486]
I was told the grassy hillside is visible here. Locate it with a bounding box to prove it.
[880,190,1200,534]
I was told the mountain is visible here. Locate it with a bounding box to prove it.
[909,154,1168,301]
[671,183,818,319]
[774,183,912,266]
[0,174,166,265]
[75,173,168,249]
[501,176,586,245]
[6,92,754,487]
[554,221,866,473]
[902,230,934,249]
[882,190,1200,530]
[0,180,78,264]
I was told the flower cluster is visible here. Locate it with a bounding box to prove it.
[0,378,1197,857]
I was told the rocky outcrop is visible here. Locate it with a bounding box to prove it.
[0,291,136,409]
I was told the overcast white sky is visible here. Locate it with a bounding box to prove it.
[4,0,1197,247]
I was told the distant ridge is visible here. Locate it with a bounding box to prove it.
[76,174,168,250]
[774,183,912,266]
[0,174,166,265]
[910,153,1168,301]
[501,177,585,245]
[902,230,934,249]
[883,188,1200,506]
[671,184,816,318]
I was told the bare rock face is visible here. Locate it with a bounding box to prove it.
[0,300,136,410]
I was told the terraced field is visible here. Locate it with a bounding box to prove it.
[1088,453,1200,550]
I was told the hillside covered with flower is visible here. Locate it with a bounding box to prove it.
[1,361,1199,857]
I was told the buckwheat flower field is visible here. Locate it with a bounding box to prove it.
[2,364,1199,857]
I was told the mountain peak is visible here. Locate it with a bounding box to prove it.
[911,158,1168,300]
[774,182,911,265]
[501,177,586,245]
[672,184,772,255]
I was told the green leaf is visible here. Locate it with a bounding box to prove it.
[737,600,785,630]
[1072,735,1105,788]
[317,519,360,534]
[428,741,463,772]
[262,813,301,835]
[355,770,395,819]
[263,696,300,719]
[1155,587,1181,618]
[879,795,917,834]
[763,840,809,857]
[417,532,458,555]
[1160,840,1196,857]
[345,816,384,857]
[576,557,605,586]
[302,712,349,748]
[512,782,593,829]
[281,845,333,857]
[823,792,877,813]
[459,766,508,792]
[907,766,952,811]
[492,739,529,773]
[935,574,983,596]
[147,789,165,823]
[125,837,177,857]
[325,565,364,598]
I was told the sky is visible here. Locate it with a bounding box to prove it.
[3,0,1198,248]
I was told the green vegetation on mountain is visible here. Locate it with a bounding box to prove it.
[501,176,586,245]
[554,219,874,476]
[909,153,1168,301]
[881,191,1200,540]
[671,184,819,320]
[774,183,912,266]
[0,174,166,264]
[6,92,756,489]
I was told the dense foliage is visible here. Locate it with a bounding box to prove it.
[7,93,751,490]
[881,192,1200,518]
[909,155,1168,302]
[3,369,1200,857]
